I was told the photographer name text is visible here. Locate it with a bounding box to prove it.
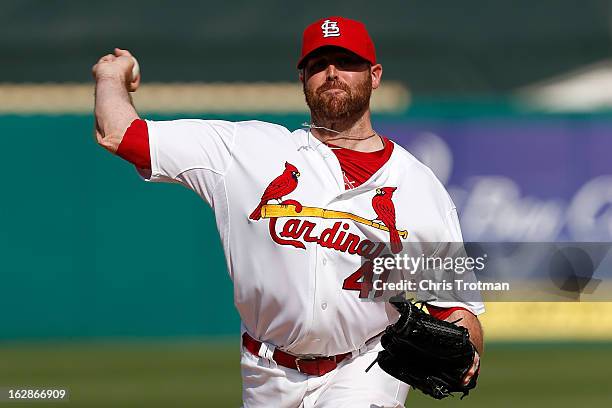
[372,279,510,292]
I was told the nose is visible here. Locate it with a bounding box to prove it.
[325,64,339,81]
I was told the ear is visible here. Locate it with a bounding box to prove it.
[370,63,383,90]
[298,69,305,84]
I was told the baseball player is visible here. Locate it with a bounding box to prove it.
[92,16,484,408]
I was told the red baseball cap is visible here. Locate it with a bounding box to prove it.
[297,16,376,69]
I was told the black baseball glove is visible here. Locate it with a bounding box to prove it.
[366,296,479,399]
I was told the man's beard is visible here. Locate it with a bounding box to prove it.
[304,75,372,123]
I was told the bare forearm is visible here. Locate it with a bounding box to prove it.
[92,49,141,153]
[94,77,139,152]
[447,309,483,355]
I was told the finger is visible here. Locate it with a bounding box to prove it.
[128,77,140,92]
[114,47,132,57]
[462,367,476,385]
[97,54,114,64]
[462,353,480,385]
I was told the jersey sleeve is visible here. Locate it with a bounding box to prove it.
[137,119,237,205]
[421,207,486,316]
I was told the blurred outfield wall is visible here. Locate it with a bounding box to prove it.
[2,0,611,95]
[2,104,612,342]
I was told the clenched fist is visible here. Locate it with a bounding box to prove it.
[92,48,140,92]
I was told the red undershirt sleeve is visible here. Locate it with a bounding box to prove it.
[426,305,472,321]
[116,119,151,170]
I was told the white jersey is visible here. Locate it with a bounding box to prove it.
[138,119,484,356]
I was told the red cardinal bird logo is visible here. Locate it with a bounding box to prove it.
[372,187,403,254]
[249,162,301,221]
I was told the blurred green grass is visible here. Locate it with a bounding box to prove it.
[1,340,611,407]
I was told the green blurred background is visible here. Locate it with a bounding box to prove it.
[2,1,612,406]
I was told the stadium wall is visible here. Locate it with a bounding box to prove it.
[1,107,611,341]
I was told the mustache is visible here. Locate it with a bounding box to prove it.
[316,81,351,95]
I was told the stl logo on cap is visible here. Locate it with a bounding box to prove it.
[321,19,340,38]
[297,16,376,68]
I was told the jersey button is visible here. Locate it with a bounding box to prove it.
[321,302,327,310]
[322,258,327,266]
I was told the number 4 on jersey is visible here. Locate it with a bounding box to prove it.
[342,260,391,299]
